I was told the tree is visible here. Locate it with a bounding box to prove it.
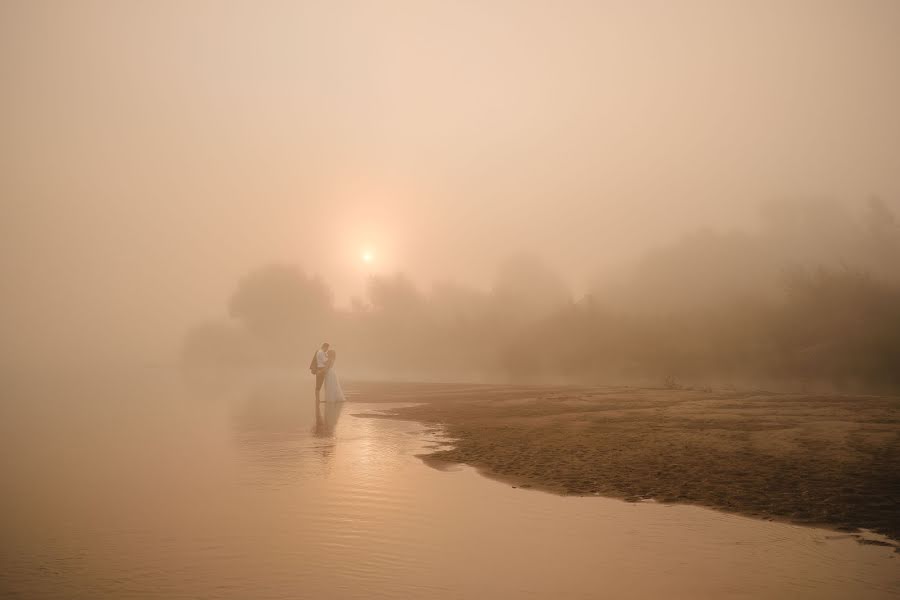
[367,273,422,315]
[491,254,570,321]
[228,264,333,344]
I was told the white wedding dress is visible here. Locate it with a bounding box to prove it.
[323,367,345,403]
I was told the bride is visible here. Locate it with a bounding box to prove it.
[323,348,346,403]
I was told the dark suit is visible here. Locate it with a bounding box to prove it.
[310,352,325,391]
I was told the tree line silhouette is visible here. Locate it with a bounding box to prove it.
[183,199,900,392]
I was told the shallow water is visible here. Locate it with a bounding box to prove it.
[2,370,897,599]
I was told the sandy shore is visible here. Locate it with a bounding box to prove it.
[350,382,900,543]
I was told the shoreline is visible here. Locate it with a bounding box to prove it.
[350,381,900,544]
[421,456,897,550]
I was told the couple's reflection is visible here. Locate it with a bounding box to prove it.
[314,400,344,438]
[231,385,344,474]
[312,400,343,465]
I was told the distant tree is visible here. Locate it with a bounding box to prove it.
[429,281,490,326]
[367,273,423,315]
[598,229,775,312]
[228,264,333,343]
[862,197,900,281]
[776,266,900,388]
[491,254,570,321]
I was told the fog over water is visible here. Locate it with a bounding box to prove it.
[4,5,900,598]
[2,1,900,379]
[3,374,898,599]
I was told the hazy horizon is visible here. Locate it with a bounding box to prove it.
[3,6,900,597]
[3,0,900,367]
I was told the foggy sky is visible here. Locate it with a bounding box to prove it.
[3,0,899,364]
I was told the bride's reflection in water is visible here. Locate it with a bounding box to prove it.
[231,384,344,478]
[314,400,344,438]
[313,400,344,463]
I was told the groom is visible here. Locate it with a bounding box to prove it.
[309,342,330,403]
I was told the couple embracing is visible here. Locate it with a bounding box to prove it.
[310,342,345,404]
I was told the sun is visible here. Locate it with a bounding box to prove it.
[361,250,375,264]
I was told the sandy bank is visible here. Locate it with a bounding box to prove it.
[350,382,900,543]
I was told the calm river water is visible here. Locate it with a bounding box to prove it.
[2,369,897,599]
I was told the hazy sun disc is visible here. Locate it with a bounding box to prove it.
[361,250,375,264]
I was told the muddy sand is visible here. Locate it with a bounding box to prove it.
[351,382,900,542]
